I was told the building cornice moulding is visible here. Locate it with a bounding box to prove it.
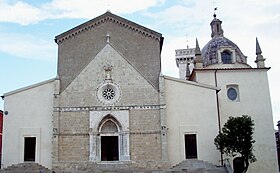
[55,12,163,44]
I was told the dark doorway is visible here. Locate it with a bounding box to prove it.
[24,137,36,162]
[101,136,119,161]
[185,134,197,159]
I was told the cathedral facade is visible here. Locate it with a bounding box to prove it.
[1,12,278,173]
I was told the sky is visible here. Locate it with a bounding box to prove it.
[0,0,279,127]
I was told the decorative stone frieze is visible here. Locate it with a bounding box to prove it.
[53,104,166,112]
[55,12,161,44]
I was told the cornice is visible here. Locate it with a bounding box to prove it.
[189,67,270,80]
[163,75,220,91]
[3,78,56,97]
[55,11,163,44]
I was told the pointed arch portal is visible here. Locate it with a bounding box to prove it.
[99,116,120,161]
[89,111,130,162]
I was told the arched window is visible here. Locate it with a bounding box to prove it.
[101,120,118,133]
[221,50,232,64]
[98,115,121,133]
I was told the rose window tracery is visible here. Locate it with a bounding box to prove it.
[103,88,116,100]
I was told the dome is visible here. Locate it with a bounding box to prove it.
[201,15,249,67]
[201,36,247,66]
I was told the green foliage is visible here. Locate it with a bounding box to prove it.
[214,115,256,172]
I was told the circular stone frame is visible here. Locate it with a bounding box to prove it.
[96,82,121,105]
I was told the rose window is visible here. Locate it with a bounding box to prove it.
[96,82,121,104]
[103,88,115,100]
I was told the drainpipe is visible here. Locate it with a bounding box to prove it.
[214,69,223,166]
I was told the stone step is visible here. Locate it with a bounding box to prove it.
[168,159,227,173]
[0,160,227,173]
[1,163,52,173]
[173,160,216,168]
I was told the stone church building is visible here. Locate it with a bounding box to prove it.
[1,12,278,172]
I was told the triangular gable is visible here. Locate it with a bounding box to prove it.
[55,11,163,49]
[60,43,159,106]
[56,11,163,92]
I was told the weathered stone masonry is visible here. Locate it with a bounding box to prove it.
[52,11,168,170]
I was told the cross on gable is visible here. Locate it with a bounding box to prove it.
[106,34,110,43]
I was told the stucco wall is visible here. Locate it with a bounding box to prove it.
[2,80,54,169]
[194,69,278,173]
[164,77,220,166]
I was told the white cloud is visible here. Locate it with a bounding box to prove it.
[161,35,186,77]
[0,33,56,61]
[49,0,164,17]
[144,5,192,24]
[0,0,165,25]
[0,1,47,25]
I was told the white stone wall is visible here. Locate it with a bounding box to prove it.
[194,69,278,173]
[2,80,54,169]
[164,76,220,166]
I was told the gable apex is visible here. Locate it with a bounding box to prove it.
[55,11,163,45]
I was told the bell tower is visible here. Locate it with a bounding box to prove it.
[175,46,195,80]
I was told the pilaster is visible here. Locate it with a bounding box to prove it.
[52,77,60,162]
[159,75,168,161]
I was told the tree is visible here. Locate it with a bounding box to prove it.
[214,115,256,173]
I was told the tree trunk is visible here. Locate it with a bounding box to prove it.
[242,159,249,173]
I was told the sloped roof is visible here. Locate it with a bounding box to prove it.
[3,78,56,97]
[164,75,220,91]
